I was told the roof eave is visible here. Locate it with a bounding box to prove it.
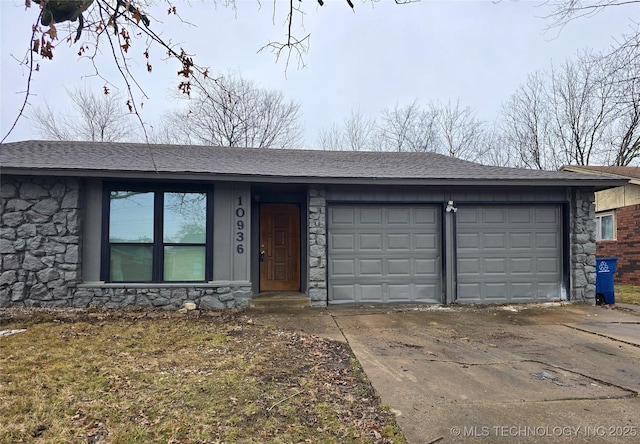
[2,167,629,189]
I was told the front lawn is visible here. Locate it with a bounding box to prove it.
[615,284,640,305]
[0,308,405,443]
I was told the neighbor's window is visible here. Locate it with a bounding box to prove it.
[595,212,616,241]
[106,187,210,282]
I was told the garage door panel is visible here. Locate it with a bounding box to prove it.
[511,257,533,274]
[458,257,481,275]
[328,205,441,304]
[387,208,411,224]
[537,257,559,273]
[509,208,532,223]
[486,283,508,299]
[458,208,479,224]
[360,285,384,302]
[457,206,562,303]
[359,208,383,224]
[510,233,533,249]
[536,233,560,249]
[388,259,412,275]
[331,207,355,225]
[331,285,356,303]
[415,208,438,224]
[331,233,355,250]
[485,258,508,274]
[511,282,536,298]
[330,259,355,277]
[484,233,507,248]
[458,283,480,299]
[415,258,437,275]
[458,233,481,249]
[536,207,560,223]
[360,259,383,276]
[388,233,410,249]
[360,234,383,250]
[416,284,440,301]
[483,208,506,223]
[388,284,411,300]
[414,233,437,249]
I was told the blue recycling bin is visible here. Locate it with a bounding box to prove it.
[595,257,617,305]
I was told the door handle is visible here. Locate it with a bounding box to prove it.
[260,250,266,262]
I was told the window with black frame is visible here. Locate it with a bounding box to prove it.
[105,187,211,282]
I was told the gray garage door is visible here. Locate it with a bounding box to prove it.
[328,205,441,304]
[456,206,562,303]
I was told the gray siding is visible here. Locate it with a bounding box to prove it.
[82,179,102,282]
[326,185,567,203]
[213,183,251,282]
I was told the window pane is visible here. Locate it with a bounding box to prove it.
[110,191,154,243]
[164,192,207,243]
[110,245,153,281]
[164,246,206,281]
[601,215,614,240]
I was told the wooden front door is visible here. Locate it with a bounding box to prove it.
[259,204,301,292]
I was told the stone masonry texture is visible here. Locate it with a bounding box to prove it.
[1,176,82,307]
[308,186,327,307]
[570,188,597,303]
[596,204,640,285]
[1,176,251,309]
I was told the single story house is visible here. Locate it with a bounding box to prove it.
[0,140,627,308]
[562,166,640,285]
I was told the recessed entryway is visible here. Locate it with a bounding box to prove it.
[259,203,301,292]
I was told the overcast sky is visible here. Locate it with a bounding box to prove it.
[0,0,636,147]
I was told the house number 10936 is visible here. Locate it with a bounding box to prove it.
[236,196,245,254]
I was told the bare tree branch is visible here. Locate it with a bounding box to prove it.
[157,72,303,149]
[30,86,138,142]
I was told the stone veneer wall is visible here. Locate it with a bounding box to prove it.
[308,186,327,306]
[1,176,82,307]
[1,175,251,309]
[570,188,597,303]
[72,285,252,309]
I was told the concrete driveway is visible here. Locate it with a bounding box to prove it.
[251,303,640,443]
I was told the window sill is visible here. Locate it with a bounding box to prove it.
[79,281,251,289]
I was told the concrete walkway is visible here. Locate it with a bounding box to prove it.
[250,303,640,443]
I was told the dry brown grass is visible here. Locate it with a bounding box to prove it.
[0,308,406,443]
[615,284,640,305]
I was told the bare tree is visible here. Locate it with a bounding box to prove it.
[498,46,640,169]
[317,100,492,162]
[4,0,416,142]
[30,86,137,142]
[478,125,518,167]
[159,73,303,149]
[318,110,377,151]
[500,72,558,170]
[605,35,640,165]
[548,51,617,166]
[378,101,439,152]
[545,1,639,29]
[436,100,487,161]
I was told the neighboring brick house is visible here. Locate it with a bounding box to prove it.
[562,166,640,285]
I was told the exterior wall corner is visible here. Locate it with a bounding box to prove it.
[308,185,327,306]
[569,188,597,303]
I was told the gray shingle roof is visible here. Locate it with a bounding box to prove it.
[0,140,627,188]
